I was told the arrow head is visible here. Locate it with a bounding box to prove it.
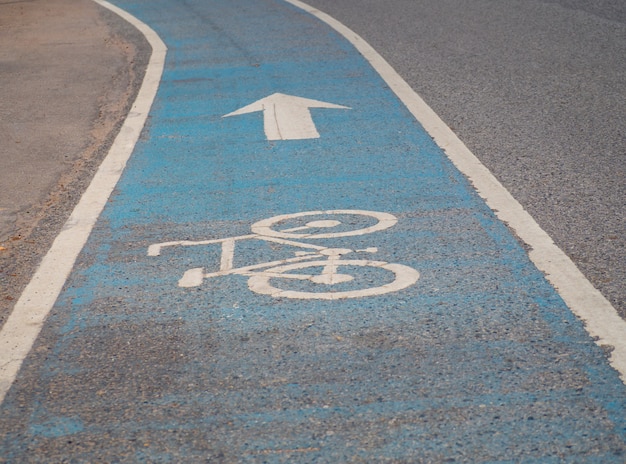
[223,92,350,140]
[223,93,349,117]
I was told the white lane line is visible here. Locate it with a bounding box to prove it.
[0,0,167,404]
[286,0,626,382]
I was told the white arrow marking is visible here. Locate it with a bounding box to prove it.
[223,92,350,140]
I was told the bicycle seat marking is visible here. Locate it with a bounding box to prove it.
[148,210,420,300]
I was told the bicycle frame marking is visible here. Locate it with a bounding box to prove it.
[148,210,419,300]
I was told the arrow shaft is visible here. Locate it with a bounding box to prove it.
[263,103,320,141]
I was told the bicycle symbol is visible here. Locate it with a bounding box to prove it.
[148,210,419,300]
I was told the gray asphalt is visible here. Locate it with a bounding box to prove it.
[0,0,624,461]
[2,1,622,327]
[305,0,626,317]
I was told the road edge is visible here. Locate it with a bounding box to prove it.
[0,0,167,404]
[287,0,626,382]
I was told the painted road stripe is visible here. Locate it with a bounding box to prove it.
[285,0,626,379]
[0,0,166,403]
[1,0,625,460]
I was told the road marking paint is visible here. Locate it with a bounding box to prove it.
[149,210,420,299]
[285,0,626,379]
[247,260,420,300]
[250,210,397,239]
[223,92,350,140]
[0,0,167,404]
[0,0,623,414]
[1,0,624,456]
[219,238,237,271]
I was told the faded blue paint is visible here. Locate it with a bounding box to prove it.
[29,416,84,438]
[1,0,626,461]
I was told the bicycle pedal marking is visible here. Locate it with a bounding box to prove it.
[148,210,419,299]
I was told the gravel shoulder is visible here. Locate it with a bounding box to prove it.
[0,0,150,326]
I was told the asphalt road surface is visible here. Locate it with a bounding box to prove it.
[1,0,625,461]
[1,2,622,327]
[305,0,626,318]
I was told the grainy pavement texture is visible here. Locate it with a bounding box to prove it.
[0,0,625,461]
[306,0,626,318]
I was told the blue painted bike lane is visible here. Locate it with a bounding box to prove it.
[1,0,626,461]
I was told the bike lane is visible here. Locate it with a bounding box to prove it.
[1,0,626,460]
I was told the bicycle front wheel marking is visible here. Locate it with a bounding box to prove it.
[247,259,419,300]
[250,210,397,239]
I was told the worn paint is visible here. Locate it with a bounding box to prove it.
[1,0,626,461]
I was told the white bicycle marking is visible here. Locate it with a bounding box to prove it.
[149,210,419,299]
[248,260,420,300]
[250,209,397,239]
